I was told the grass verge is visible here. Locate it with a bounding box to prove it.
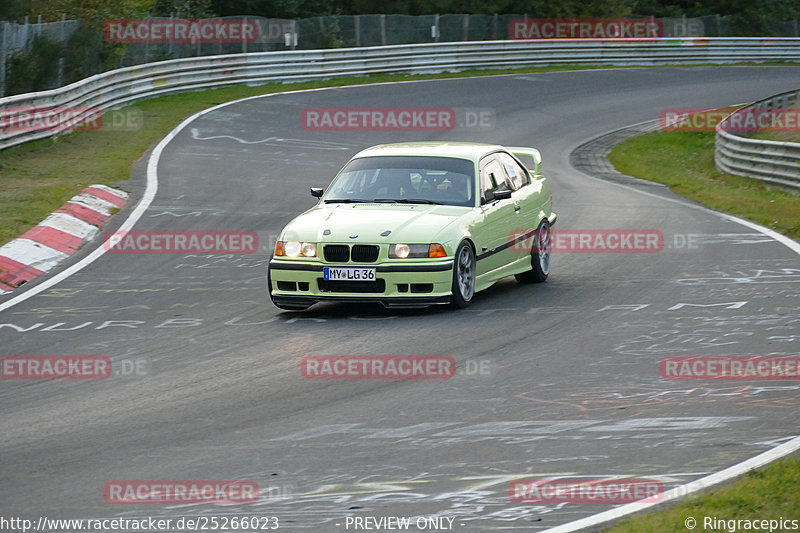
[604,454,800,532]
[608,128,800,241]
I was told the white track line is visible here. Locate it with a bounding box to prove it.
[541,436,800,532]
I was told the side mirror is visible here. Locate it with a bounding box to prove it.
[493,188,512,201]
[310,187,323,198]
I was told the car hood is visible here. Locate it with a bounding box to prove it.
[281,203,469,244]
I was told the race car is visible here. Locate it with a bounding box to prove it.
[268,142,556,310]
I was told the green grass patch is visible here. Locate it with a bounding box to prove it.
[608,127,800,241]
[1,61,799,246]
[751,131,800,143]
[604,454,800,533]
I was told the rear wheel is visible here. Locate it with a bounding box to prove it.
[450,241,476,308]
[515,219,551,284]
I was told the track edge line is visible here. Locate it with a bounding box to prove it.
[540,436,800,533]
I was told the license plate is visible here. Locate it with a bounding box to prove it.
[323,267,376,281]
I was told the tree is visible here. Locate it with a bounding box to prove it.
[0,0,30,22]
[15,0,157,25]
[151,0,216,17]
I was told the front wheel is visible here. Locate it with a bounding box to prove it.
[450,241,476,309]
[515,219,551,284]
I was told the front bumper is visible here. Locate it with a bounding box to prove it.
[268,259,454,309]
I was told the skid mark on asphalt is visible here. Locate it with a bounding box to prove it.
[189,128,353,150]
[516,384,800,412]
[674,267,800,285]
[146,205,297,218]
[107,468,715,528]
[607,313,800,356]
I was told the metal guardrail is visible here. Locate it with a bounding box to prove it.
[715,88,800,189]
[1,37,799,152]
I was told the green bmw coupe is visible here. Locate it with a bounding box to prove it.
[268,142,556,310]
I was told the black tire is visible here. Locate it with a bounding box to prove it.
[515,219,551,284]
[450,240,476,309]
[267,268,312,311]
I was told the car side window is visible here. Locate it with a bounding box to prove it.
[479,155,510,204]
[499,152,530,190]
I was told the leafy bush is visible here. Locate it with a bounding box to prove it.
[6,34,62,94]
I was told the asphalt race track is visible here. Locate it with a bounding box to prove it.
[2,66,800,532]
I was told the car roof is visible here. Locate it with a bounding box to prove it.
[352,142,506,162]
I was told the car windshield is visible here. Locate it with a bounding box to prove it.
[324,156,475,207]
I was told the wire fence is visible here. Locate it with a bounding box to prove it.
[2,13,800,96]
[0,16,82,96]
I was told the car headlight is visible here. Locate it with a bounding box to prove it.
[275,241,316,258]
[390,243,447,259]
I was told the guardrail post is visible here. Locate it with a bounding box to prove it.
[462,14,469,41]
[380,14,386,45]
[354,15,361,47]
[22,16,29,51]
[168,13,174,57]
[195,18,200,56]
[144,12,150,64]
[241,17,247,54]
[57,57,64,89]
[0,22,6,97]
